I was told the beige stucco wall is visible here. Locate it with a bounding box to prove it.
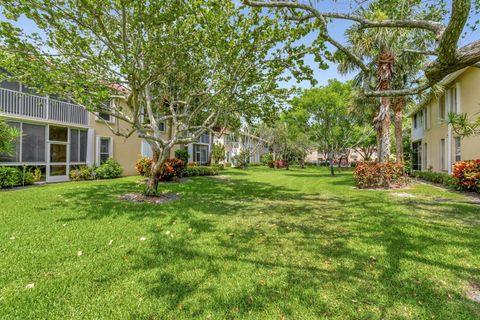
[416,67,480,172]
[89,113,142,176]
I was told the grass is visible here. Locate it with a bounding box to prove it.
[1,167,479,319]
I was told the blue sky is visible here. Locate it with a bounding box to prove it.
[1,1,479,90]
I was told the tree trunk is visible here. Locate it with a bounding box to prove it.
[329,152,335,176]
[376,51,395,163]
[144,149,168,196]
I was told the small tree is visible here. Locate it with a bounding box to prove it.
[232,150,251,169]
[211,143,226,165]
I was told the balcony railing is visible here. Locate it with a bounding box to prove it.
[0,87,89,126]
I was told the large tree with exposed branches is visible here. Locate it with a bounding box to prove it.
[0,0,311,195]
[244,0,480,97]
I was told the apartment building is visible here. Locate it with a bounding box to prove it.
[409,66,480,173]
[0,79,268,181]
[212,129,269,165]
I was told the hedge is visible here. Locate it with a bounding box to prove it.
[183,166,219,177]
[0,167,34,188]
[354,162,407,188]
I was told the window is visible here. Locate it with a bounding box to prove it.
[449,86,457,114]
[49,125,68,142]
[423,143,428,170]
[424,107,429,130]
[159,121,166,132]
[439,95,446,120]
[413,113,418,129]
[97,100,113,122]
[455,137,461,162]
[193,144,208,164]
[99,137,112,164]
[199,133,210,144]
[70,129,88,163]
[22,123,46,163]
[412,141,422,171]
[440,139,446,171]
[0,121,20,162]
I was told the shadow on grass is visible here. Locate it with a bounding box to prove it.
[45,173,480,318]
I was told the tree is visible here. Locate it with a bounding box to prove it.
[447,112,480,137]
[0,1,309,195]
[245,0,480,97]
[0,119,20,156]
[291,80,369,176]
[211,143,226,165]
[335,1,432,163]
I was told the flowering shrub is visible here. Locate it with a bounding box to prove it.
[160,158,185,181]
[354,161,407,189]
[452,159,480,192]
[266,160,275,168]
[136,157,154,177]
[275,160,288,169]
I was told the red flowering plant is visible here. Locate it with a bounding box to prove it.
[452,159,480,192]
[160,158,186,181]
[135,157,153,177]
[354,161,407,189]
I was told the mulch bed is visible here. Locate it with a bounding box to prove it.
[119,192,181,204]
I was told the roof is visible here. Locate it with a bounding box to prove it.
[407,67,470,117]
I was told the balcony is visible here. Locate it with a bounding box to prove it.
[0,87,89,126]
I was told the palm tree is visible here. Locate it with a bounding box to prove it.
[336,1,431,164]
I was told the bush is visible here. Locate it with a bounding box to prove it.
[33,168,42,182]
[95,158,123,179]
[183,166,219,177]
[266,160,275,168]
[232,150,250,169]
[452,159,480,192]
[411,170,456,188]
[160,158,185,181]
[275,160,288,169]
[69,168,82,181]
[80,166,95,180]
[211,143,225,164]
[175,148,189,164]
[224,162,232,168]
[211,164,225,170]
[136,157,153,177]
[354,162,407,189]
[260,153,273,164]
[0,167,34,188]
[0,167,21,188]
[188,162,199,167]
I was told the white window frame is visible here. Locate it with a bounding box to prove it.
[96,136,113,165]
[95,100,116,124]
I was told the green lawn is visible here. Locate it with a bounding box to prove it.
[1,167,479,319]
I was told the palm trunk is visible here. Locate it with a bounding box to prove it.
[376,51,394,163]
[393,97,405,164]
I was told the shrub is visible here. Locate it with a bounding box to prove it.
[266,160,275,168]
[211,164,225,170]
[175,148,189,164]
[224,162,232,168]
[260,153,273,164]
[160,158,185,181]
[354,162,407,189]
[69,168,82,181]
[136,157,153,177]
[275,160,288,169]
[411,170,456,188]
[79,166,95,180]
[94,158,123,179]
[249,162,262,167]
[232,150,250,169]
[33,168,42,182]
[0,167,33,188]
[211,143,225,164]
[452,159,480,192]
[188,162,199,167]
[183,166,219,177]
